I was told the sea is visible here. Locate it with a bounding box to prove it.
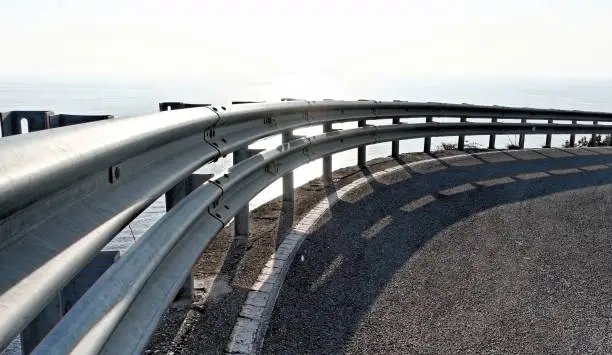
[1,76,611,354]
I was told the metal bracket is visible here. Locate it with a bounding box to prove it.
[108,165,121,184]
[288,133,308,141]
[324,128,342,134]
[201,106,224,158]
[209,175,227,193]
[248,148,265,157]
[263,113,277,126]
[302,146,314,158]
[232,101,264,105]
[208,201,226,225]
[265,161,281,175]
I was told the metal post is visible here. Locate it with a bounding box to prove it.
[358,120,366,167]
[21,251,120,353]
[458,117,467,150]
[489,117,497,149]
[49,114,113,128]
[391,117,400,158]
[166,178,193,300]
[569,120,577,147]
[0,111,53,136]
[592,121,598,146]
[424,116,433,153]
[233,148,250,236]
[545,119,553,148]
[322,123,333,185]
[519,118,526,149]
[282,131,294,203]
[165,174,211,300]
[20,294,63,354]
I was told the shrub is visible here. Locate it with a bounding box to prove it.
[564,134,610,148]
[506,135,520,150]
[437,142,458,151]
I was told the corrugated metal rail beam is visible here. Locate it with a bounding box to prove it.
[1,99,612,352]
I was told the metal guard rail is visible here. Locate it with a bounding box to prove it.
[0,100,611,354]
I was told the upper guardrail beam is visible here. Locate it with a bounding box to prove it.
[0,108,219,222]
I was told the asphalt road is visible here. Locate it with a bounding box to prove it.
[263,151,612,354]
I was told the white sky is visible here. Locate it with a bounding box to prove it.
[2,0,612,85]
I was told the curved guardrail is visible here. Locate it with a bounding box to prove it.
[1,100,611,354]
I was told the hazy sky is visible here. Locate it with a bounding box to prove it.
[2,0,611,86]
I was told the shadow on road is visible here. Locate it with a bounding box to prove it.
[264,151,612,354]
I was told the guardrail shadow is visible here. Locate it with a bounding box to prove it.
[264,151,612,353]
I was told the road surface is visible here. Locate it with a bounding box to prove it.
[263,149,612,354]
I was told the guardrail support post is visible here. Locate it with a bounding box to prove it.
[21,251,120,354]
[489,117,497,149]
[165,173,212,300]
[282,131,295,203]
[569,120,577,147]
[424,116,433,153]
[160,102,213,299]
[592,121,598,145]
[159,102,211,111]
[0,111,54,136]
[322,123,333,185]
[519,118,527,149]
[358,120,366,167]
[20,294,64,354]
[458,117,467,150]
[233,148,251,236]
[391,117,400,158]
[545,119,553,148]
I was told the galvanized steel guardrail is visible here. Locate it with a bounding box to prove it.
[1,100,612,354]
